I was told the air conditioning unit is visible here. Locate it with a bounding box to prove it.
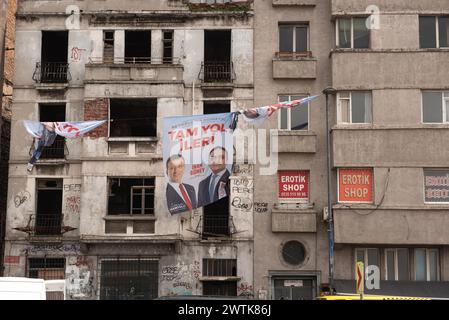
[323,207,329,222]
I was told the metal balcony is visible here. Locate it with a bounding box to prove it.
[32,62,71,83]
[13,214,76,237]
[199,61,235,83]
[202,215,231,237]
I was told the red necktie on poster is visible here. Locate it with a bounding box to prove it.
[179,184,193,211]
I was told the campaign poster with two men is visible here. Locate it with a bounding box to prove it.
[163,113,234,215]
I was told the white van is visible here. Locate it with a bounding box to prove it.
[0,277,46,300]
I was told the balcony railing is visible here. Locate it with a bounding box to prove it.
[13,214,76,237]
[40,136,66,159]
[33,62,71,83]
[199,61,235,83]
[202,215,231,237]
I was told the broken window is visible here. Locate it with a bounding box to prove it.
[203,259,237,277]
[103,30,115,63]
[39,104,66,159]
[38,31,69,83]
[204,30,232,82]
[36,179,63,235]
[202,259,237,296]
[125,30,151,64]
[28,258,65,280]
[100,258,159,300]
[279,24,309,56]
[109,99,157,137]
[108,178,155,215]
[203,101,231,114]
[203,197,230,237]
[162,30,174,64]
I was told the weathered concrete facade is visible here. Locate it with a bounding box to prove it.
[253,0,449,299]
[4,0,254,299]
[253,0,332,300]
[331,0,449,293]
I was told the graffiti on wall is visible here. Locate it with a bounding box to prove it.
[254,202,269,213]
[232,164,253,175]
[230,178,253,212]
[14,191,31,208]
[237,282,254,297]
[70,47,87,62]
[64,184,81,192]
[66,256,95,299]
[65,195,81,214]
[161,261,200,296]
[21,244,81,255]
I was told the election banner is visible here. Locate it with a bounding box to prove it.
[163,113,234,215]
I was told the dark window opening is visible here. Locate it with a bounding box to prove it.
[39,104,66,159]
[28,258,65,280]
[163,30,174,64]
[108,178,155,215]
[203,101,231,115]
[420,16,437,48]
[203,197,229,237]
[100,259,158,300]
[103,31,115,63]
[36,179,63,235]
[203,259,237,277]
[204,30,232,82]
[40,31,69,83]
[125,31,151,64]
[203,281,237,296]
[282,241,306,266]
[109,99,157,137]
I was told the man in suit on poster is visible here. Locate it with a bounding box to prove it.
[197,147,231,208]
[166,154,197,214]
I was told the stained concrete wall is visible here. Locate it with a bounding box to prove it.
[253,0,333,298]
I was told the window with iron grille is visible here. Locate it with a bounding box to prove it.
[100,258,158,300]
[203,259,237,277]
[28,258,65,280]
[108,178,155,215]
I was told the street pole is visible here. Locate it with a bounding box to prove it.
[323,87,336,293]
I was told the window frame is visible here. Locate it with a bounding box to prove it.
[162,30,174,64]
[336,17,371,49]
[421,91,449,124]
[419,16,449,49]
[278,23,310,53]
[107,177,156,216]
[130,185,155,215]
[337,91,372,124]
[413,248,440,281]
[277,94,310,131]
[384,248,410,281]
